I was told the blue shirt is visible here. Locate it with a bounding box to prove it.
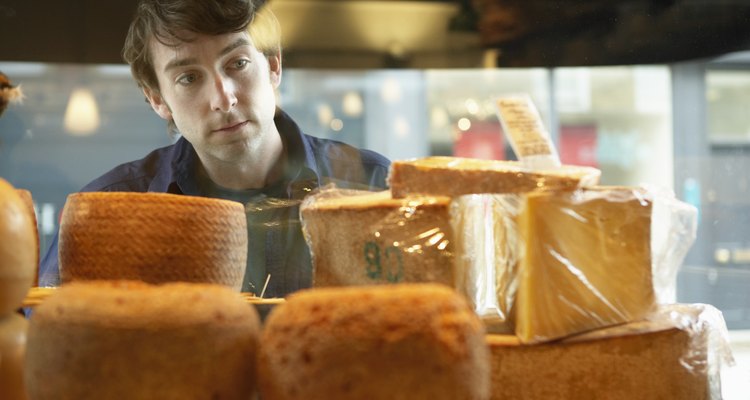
[39,109,390,297]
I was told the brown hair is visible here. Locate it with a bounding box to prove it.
[122,0,267,93]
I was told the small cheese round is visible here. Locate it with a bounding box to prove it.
[258,283,491,400]
[25,280,261,400]
[59,192,247,290]
[0,178,37,315]
[0,313,29,400]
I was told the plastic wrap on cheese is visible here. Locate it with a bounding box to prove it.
[451,194,521,333]
[647,303,735,379]
[300,186,455,288]
[486,303,734,400]
[452,186,700,343]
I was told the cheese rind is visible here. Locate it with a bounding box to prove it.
[258,284,491,400]
[487,316,714,400]
[59,192,247,290]
[388,156,600,198]
[0,179,37,315]
[301,189,454,287]
[516,187,655,343]
[25,281,261,400]
[0,313,29,400]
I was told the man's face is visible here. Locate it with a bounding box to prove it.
[145,31,281,164]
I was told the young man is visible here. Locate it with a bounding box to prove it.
[38,0,390,297]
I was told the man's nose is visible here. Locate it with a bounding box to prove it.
[210,74,238,112]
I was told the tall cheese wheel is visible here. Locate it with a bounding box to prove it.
[15,189,39,285]
[258,284,491,400]
[387,156,600,198]
[0,178,37,315]
[59,192,247,290]
[25,281,261,400]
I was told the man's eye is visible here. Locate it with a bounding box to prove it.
[177,74,197,85]
[233,59,249,69]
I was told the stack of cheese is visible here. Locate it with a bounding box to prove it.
[300,156,730,399]
[22,192,258,399]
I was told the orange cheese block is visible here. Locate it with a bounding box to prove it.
[387,156,600,198]
[59,192,247,290]
[25,281,261,400]
[301,190,454,287]
[487,317,715,400]
[258,284,491,400]
[0,179,37,315]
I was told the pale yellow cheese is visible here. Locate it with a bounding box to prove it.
[516,187,655,343]
[488,316,715,400]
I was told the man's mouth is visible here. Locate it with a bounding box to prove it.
[213,120,249,133]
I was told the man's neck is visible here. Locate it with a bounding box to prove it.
[197,127,286,191]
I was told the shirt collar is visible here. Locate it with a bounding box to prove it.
[170,108,321,198]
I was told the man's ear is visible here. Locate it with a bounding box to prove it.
[268,53,282,88]
[143,87,172,120]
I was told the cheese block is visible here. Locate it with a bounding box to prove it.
[516,187,655,343]
[388,156,600,198]
[25,281,261,400]
[487,315,716,400]
[0,313,29,400]
[300,189,454,287]
[0,179,37,315]
[59,192,247,290]
[258,284,491,400]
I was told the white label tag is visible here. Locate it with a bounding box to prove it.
[496,95,561,170]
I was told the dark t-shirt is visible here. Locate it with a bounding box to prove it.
[39,108,390,298]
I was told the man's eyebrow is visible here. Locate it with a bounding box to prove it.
[163,38,251,72]
[220,37,251,57]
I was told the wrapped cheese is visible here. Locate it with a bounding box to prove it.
[387,156,600,198]
[301,188,454,287]
[487,304,733,400]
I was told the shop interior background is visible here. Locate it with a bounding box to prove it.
[1,0,749,398]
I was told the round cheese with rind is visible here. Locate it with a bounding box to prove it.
[25,280,261,400]
[0,178,37,315]
[59,192,247,290]
[258,283,491,400]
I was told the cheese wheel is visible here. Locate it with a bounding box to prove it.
[25,280,261,400]
[0,313,29,400]
[387,156,600,198]
[0,178,37,315]
[301,189,454,287]
[59,192,247,290]
[258,283,491,400]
